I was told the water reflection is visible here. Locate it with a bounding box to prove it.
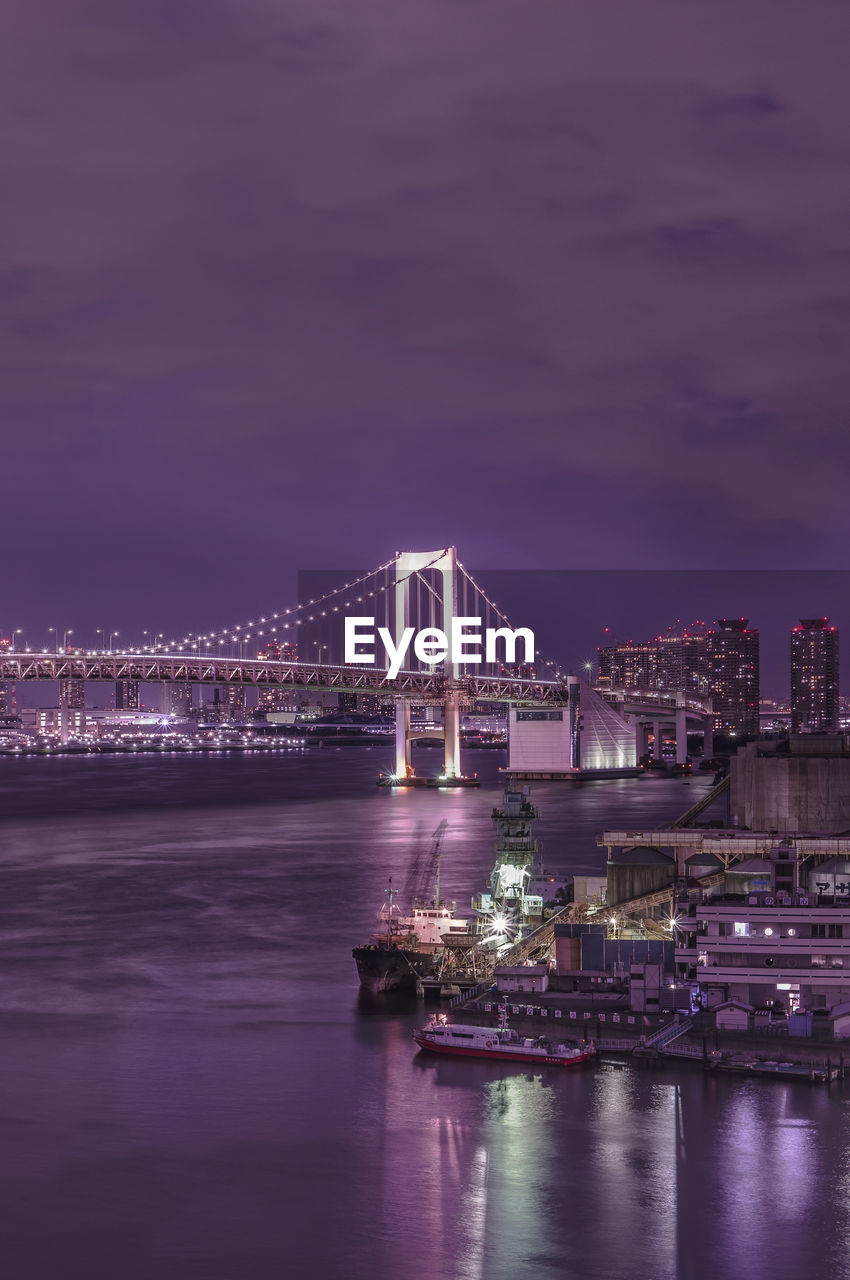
[0,755,847,1279]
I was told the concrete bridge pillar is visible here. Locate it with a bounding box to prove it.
[395,700,412,777]
[652,721,665,761]
[443,691,461,778]
[675,708,688,765]
[703,716,714,760]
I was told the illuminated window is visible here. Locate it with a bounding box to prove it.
[733,922,750,937]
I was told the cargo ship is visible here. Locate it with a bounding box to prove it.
[353,823,471,993]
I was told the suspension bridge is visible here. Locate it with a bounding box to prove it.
[0,546,713,779]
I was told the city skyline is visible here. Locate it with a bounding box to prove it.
[5,569,850,702]
[3,6,850,1276]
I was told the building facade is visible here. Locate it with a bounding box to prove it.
[258,687,298,713]
[730,736,850,834]
[704,618,760,736]
[58,678,86,709]
[598,634,707,695]
[597,643,660,691]
[0,681,14,716]
[211,686,246,721]
[115,680,140,710]
[791,618,839,733]
[507,678,637,775]
[162,683,193,716]
[675,847,850,1011]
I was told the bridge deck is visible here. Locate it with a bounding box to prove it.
[0,652,568,704]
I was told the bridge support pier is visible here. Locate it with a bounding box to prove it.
[443,691,461,778]
[395,701,412,777]
[703,716,714,760]
[652,721,665,762]
[675,708,688,765]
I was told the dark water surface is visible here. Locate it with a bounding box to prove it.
[0,750,847,1280]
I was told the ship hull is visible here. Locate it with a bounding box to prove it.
[353,945,437,994]
[413,1036,595,1067]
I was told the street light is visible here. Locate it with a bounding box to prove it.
[63,629,73,652]
[109,632,119,653]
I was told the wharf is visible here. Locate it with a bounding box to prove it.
[377,774,480,788]
[418,976,487,998]
[506,768,641,781]
[452,992,846,1084]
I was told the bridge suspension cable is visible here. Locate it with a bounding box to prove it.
[455,562,565,681]
[165,552,570,681]
[164,551,451,655]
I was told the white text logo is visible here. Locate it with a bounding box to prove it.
[344,617,534,679]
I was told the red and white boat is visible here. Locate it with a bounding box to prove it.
[413,1006,595,1068]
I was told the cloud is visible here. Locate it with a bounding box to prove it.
[2,0,850,635]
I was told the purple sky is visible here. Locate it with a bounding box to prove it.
[4,2,850,648]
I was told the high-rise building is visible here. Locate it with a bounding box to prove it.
[0,681,14,716]
[162,683,193,717]
[59,678,86,709]
[0,639,13,717]
[705,619,760,737]
[258,688,297,712]
[598,634,708,695]
[115,680,140,710]
[655,635,708,694]
[790,618,839,733]
[597,643,660,690]
[214,686,246,721]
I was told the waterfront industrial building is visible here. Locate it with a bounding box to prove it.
[599,736,850,1020]
[507,678,713,777]
[674,847,850,1012]
[730,734,850,833]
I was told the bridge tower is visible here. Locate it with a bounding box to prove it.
[393,546,462,779]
